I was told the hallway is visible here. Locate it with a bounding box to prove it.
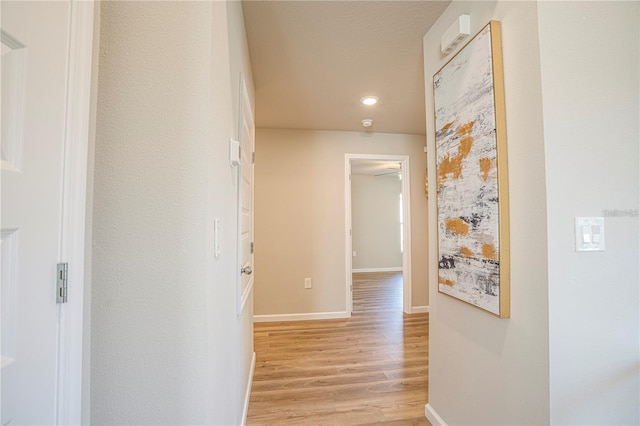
[246,272,429,425]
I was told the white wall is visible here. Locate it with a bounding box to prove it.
[424,2,551,424]
[537,2,639,424]
[82,3,101,423]
[424,1,639,425]
[254,129,428,317]
[90,2,254,424]
[351,174,403,270]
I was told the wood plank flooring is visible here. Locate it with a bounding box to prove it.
[247,272,430,425]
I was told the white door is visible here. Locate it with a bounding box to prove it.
[1,2,88,424]
[237,75,254,312]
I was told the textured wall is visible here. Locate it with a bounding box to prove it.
[424,2,551,424]
[425,2,640,425]
[538,2,640,424]
[254,129,428,316]
[91,2,254,424]
[351,175,403,270]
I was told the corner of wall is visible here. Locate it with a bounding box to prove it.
[423,1,550,424]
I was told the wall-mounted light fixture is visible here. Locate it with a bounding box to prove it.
[441,15,471,55]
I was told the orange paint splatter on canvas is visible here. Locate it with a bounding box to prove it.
[439,276,454,287]
[456,121,475,136]
[482,243,497,260]
[437,121,476,190]
[479,158,493,181]
[438,155,461,182]
[459,136,473,156]
[445,218,469,236]
[459,246,473,257]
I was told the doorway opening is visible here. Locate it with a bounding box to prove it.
[344,154,412,315]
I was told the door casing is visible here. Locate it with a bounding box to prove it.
[56,1,95,423]
[344,153,413,315]
[0,1,94,423]
[236,73,255,314]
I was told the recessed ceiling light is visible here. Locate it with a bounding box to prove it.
[360,96,378,106]
[361,119,373,127]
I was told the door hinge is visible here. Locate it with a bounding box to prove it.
[57,262,68,303]
[251,152,255,164]
[250,242,254,254]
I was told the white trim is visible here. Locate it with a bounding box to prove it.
[345,154,412,315]
[344,156,354,316]
[236,73,255,314]
[410,305,430,314]
[56,2,95,425]
[425,403,448,426]
[352,267,403,273]
[240,351,256,426]
[401,158,413,315]
[253,311,349,323]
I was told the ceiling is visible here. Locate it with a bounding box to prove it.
[242,1,451,136]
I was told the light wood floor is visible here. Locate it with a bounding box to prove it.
[247,271,430,425]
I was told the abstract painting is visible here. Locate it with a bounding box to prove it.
[433,21,510,318]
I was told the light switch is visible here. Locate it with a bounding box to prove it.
[229,138,240,167]
[575,217,605,252]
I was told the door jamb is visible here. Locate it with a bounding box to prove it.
[236,73,255,314]
[56,1,95,424]
[344,154,413,315]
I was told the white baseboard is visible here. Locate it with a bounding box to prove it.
[411,305,429,314]
[425,403,447,426]
[241,351,256,426]
[253,311,349,323]
[352,267,403,273]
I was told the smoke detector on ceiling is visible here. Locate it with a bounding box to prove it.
[361,119,373,128]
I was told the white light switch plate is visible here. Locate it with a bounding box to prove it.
[229,138,240,167]
[575,217,605,252]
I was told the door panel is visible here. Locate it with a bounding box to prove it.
[238,76,254,312]
[1,2,71,424]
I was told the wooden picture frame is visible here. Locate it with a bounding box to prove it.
[433,20,510,318]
